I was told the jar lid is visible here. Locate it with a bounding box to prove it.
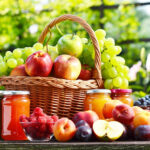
[0,90,30,95]
[86,89,111,94]
[111,89,132,94]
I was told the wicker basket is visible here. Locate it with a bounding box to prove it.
[0,14,103,119]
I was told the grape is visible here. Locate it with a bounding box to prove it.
[81,38,88,44]
[118,72,124,77]
[111,56,125,66]
[24,47,35,57]
[95,29,106,40]
[0,55,3,61]
[7,58,17,68]
[120,78,129,89]
[104,62,112,69]
[104,79,113,89]
[13,48,22,58]
[17,58,24,65]
[49,51,58,62]
[122,66,129,74]
[108,67,118,78]
[104,38,115,48]
[101,62,104,70]
[5,51,12,57]
[116,64,124,72]
[113,76,122,87]
[98,40,104,52]
[106,46,122,56]
[0,61,8,75]
[33,43,43,51]
[102,69,110,79]
[101,52,110,62]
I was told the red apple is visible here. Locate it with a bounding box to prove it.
[10,64,28,76]
[72,110,99,127]
[78,64,92,80]
[54,54,81,80]
[25,51,53,77]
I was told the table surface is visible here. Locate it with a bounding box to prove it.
[0,141,150,150]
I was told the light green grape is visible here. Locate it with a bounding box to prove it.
[24,47,35,57]
[105,46,122,56]
[113,76,122,87]
[111,56,125,66]
[33,43,43,51]
[104,62,112,69]
[122,66,129,74]
[115,46,122,55]
[5,51,12,57]
[22,52,28,61]
[101,52,110,62]
[95,29,106,40]
[98,40,104,52]
[102,69,110,79]
[0,55,3,61]
[104,79,113,89]
[104,38,115,48]
[108,67,118,78]
[13,48,22,58]
[0,61,8,76]
[118,72,124,77]
[81,38,88,44]
[7,58,17,68]
[120,78,129,89]
[116,64,124,72]
[17,58,24,65]
[49,51,58,62]
[101,62,105,70]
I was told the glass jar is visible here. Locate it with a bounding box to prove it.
[111,89,133,106]
[84,89,112,119]
[0,91,4,139]
[1,91,30,140]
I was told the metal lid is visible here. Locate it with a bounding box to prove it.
[0,90,30,95]
[111,89,132,94]
[86,89,111,94]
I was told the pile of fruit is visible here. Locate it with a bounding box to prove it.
[134,95,150,107]
[20,99,150,142]
[0,29,129,89]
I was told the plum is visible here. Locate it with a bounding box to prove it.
[134,125,150,140]
[75,125,92,142]
[75,120,90,128]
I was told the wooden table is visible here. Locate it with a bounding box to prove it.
[0,141,150,150]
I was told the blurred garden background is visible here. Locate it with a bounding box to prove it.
[0,0,150,96]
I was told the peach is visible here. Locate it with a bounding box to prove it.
[103,100,123,119]
[112,104,135,125]
[132,106,143,116]
[133,111,150,128]
[53,118,76,142]
[72,110,99,128]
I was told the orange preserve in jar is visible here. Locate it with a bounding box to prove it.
[1,91,30,140]
[111,89,133,106]
[84,89,112,119]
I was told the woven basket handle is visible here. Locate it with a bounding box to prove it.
[38,14,102,87]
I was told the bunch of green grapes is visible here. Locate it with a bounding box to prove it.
[95,29,129,89]
[0,42,58,77]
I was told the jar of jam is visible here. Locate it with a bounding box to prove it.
[1,91,30,140]
[0,91,4,139]
[84,89,112,119]
[111,89,133,106]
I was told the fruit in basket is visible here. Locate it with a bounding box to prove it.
[53,118,76,142]
[103,100,123,119]
[133,111,150,128]
[75,125,92,142]
[93,120,125,141]
[25,51,53,77]
[78,64,92,80]
[132,106,143,115]
[19,107,58,141]
[54,54,81,80]
[134,125,150,140]
[57,34,83,57]
[112,104,135,125]
[72,110,99,128]
[10,64,28,76]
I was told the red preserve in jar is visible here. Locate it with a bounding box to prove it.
[1,91,30,140]
[111,89,133,107]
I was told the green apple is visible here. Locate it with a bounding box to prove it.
[93,120,125,141]
[57,34,83,58]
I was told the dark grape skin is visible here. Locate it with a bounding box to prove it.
[134,100,141,106]
[134,95,150,107]
[75,120,90,128]
[75,126,92,142]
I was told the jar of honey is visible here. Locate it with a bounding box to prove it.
[111,89,133,106]
[1,91,30,140]
[84,89,112,119]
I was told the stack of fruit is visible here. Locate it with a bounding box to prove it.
[0,29,129,89]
